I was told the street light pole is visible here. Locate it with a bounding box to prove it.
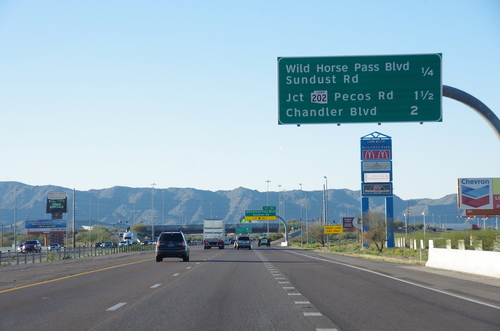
[404,213,408,239]
[324,176,329,250]
[265,180,271,237]
[278,185,282,217]
[422,212,426,244]
[151,183,156,242]
[305,191,309,244]
[14,188,17,247]
[98,196,101,243]
[89,191,92,247]
[324,176,328,224]
[265,180,271,206]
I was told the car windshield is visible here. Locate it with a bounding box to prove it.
[25,240,37,244]
[159,233,183,242]
[239,237,249,241]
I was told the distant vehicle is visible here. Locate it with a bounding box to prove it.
[155,231,190,262]
[235,236,251,250]
[471,224,481,230]
[140,240,150,245]
[94,242,103,248]
[16,244,23,252]
[123,232,140,244]
[48,243,61,251]
[258,238,270,247]
[22,240,42,253]
[203,219,225,249]
[102,241,114,248]
[118,241,130,248]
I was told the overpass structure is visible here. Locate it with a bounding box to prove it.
[146,222,280,238]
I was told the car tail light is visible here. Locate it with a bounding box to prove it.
[180,241,186,247]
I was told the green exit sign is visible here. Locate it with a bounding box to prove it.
[277,54,442,125]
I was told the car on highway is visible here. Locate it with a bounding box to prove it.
[22,240,42,253]
[155,231,190,262]
[258,238,270,247]
[94,242,103,248]
[102,241,114,248]
[234,236,251,250]
[140,240,150,245]
[118,241,130,248]
[16,244,23,252]
[48,243,61,251]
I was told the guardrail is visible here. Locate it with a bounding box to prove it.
[0,244,155,267]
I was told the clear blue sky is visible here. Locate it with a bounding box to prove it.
[1,0,499,200]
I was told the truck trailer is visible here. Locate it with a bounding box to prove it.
[203,219,225,249]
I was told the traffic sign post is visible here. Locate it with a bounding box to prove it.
[278,54,442,125]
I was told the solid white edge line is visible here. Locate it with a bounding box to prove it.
[289,251,500,310]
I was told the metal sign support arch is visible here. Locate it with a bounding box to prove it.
[443,85,500,142]
[276,215,289,246]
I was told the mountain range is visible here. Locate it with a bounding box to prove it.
[0,181,467,230]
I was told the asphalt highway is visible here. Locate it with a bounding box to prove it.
[0,245,498,331]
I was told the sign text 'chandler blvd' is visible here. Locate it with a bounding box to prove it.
[278,54,442,125]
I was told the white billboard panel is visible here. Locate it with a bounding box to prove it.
[364,173,391,183]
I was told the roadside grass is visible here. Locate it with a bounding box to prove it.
[288,229,500,265]
[290,240,427,265]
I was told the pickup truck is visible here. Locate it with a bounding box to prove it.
[234,236,251,250]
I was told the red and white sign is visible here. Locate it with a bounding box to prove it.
[342,217,356,231]
[362,149,391,160]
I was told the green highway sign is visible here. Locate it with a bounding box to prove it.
[263,206,276,211]
[236,226,252,233]
[278,54,442,125]
[245,209,276,217]
[245,215,276,221]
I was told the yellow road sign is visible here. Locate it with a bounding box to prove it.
[324,225,343,234]
[244,216,276,221]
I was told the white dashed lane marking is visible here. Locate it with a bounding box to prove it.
[106,302,127,311]
[256,251,341,331]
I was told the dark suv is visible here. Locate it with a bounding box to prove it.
[156,231,190,262]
